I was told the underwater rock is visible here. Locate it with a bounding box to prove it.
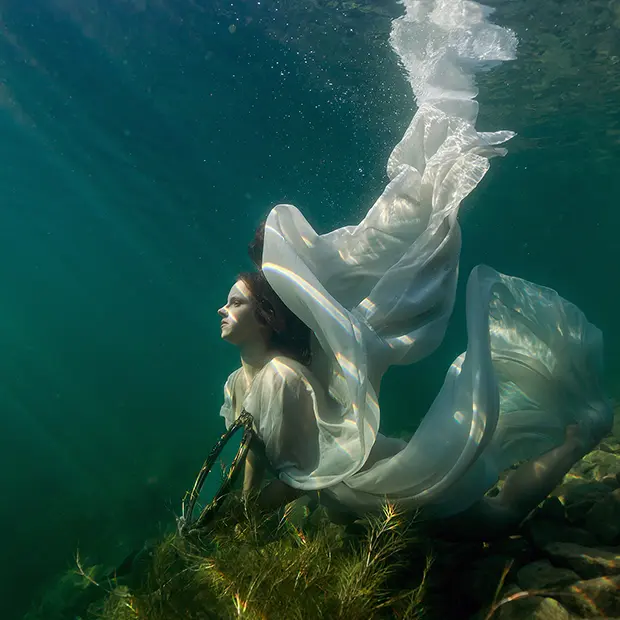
[565,499,598,525]
[584,488,620,545]
[601,474,620,489]
[544,542,620,580]
[580,450,620,479]
[492,587,572,620]
[471,423,620,617]
[523,517,598,549]
[556,479,615,526]
[558,480,614,506]
[561,574,620,618]
[516,559,580,591]
[598,439,620,455]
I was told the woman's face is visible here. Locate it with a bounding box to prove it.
[218,280,266,347]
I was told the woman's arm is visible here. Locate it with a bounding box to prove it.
[242,359,317,512]
[242,437,303,511]
[242,437,266,498]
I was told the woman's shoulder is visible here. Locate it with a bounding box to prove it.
[249,356,322,416]
[223,367,243,398]
[224,367,243,386]
[262,355,312,381]
[255,356,321,398]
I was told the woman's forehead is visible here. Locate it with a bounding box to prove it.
[228,280,251,300]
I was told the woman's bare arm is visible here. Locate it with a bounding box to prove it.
[246,425,307,512]
[242,438,266,498]
[242,439,303,511]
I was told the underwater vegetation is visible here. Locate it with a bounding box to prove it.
[62,499,431,620]
[25,407,620,619]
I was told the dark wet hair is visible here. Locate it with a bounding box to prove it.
[238,270,312,366]
[248,219,266,268]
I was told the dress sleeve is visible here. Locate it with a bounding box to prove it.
[219,369,239,430]
[244,358,320,486]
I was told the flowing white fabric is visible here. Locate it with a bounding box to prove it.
[220,0,613,518]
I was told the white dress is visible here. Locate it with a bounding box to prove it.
[220,0,613,519]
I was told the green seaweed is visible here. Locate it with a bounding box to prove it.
[82,496,432,619]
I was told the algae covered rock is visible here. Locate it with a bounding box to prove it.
[601,474,620,489]
[580,450,620,480]
[544,542,620,579]
[492,589,572,620]
[584,488,620,545]
[516,559,580,591]
[554,480,614,525]
[562,574,620,618]
[556,480,614,506]
[523,517,597,549]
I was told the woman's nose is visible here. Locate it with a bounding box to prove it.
[218,306,227,317]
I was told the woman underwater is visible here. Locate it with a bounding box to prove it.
[217,2,613,537]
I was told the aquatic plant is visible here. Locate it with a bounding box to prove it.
[84,495,432,619]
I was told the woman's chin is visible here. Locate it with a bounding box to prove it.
[220,328,237,344]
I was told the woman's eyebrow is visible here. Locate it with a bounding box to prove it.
[228,295,245,303]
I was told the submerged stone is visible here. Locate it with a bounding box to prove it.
[523,516,597,548]
[601,474,620,489]
[558,480,614,507]
[562,574,620,617]
[581,450,620,480]
[584,488,620,545]
[544,542,620,579]
[517,559,580,591]
[493,589,572,620]
[565,499,598,525]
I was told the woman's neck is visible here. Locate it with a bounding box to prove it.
[239,340,275,384]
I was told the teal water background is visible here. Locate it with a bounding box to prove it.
[0,1,618,617]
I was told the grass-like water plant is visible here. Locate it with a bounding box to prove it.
[85,494,432,620]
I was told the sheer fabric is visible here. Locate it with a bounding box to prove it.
[219,103,611,517]
[220,0,612,518]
